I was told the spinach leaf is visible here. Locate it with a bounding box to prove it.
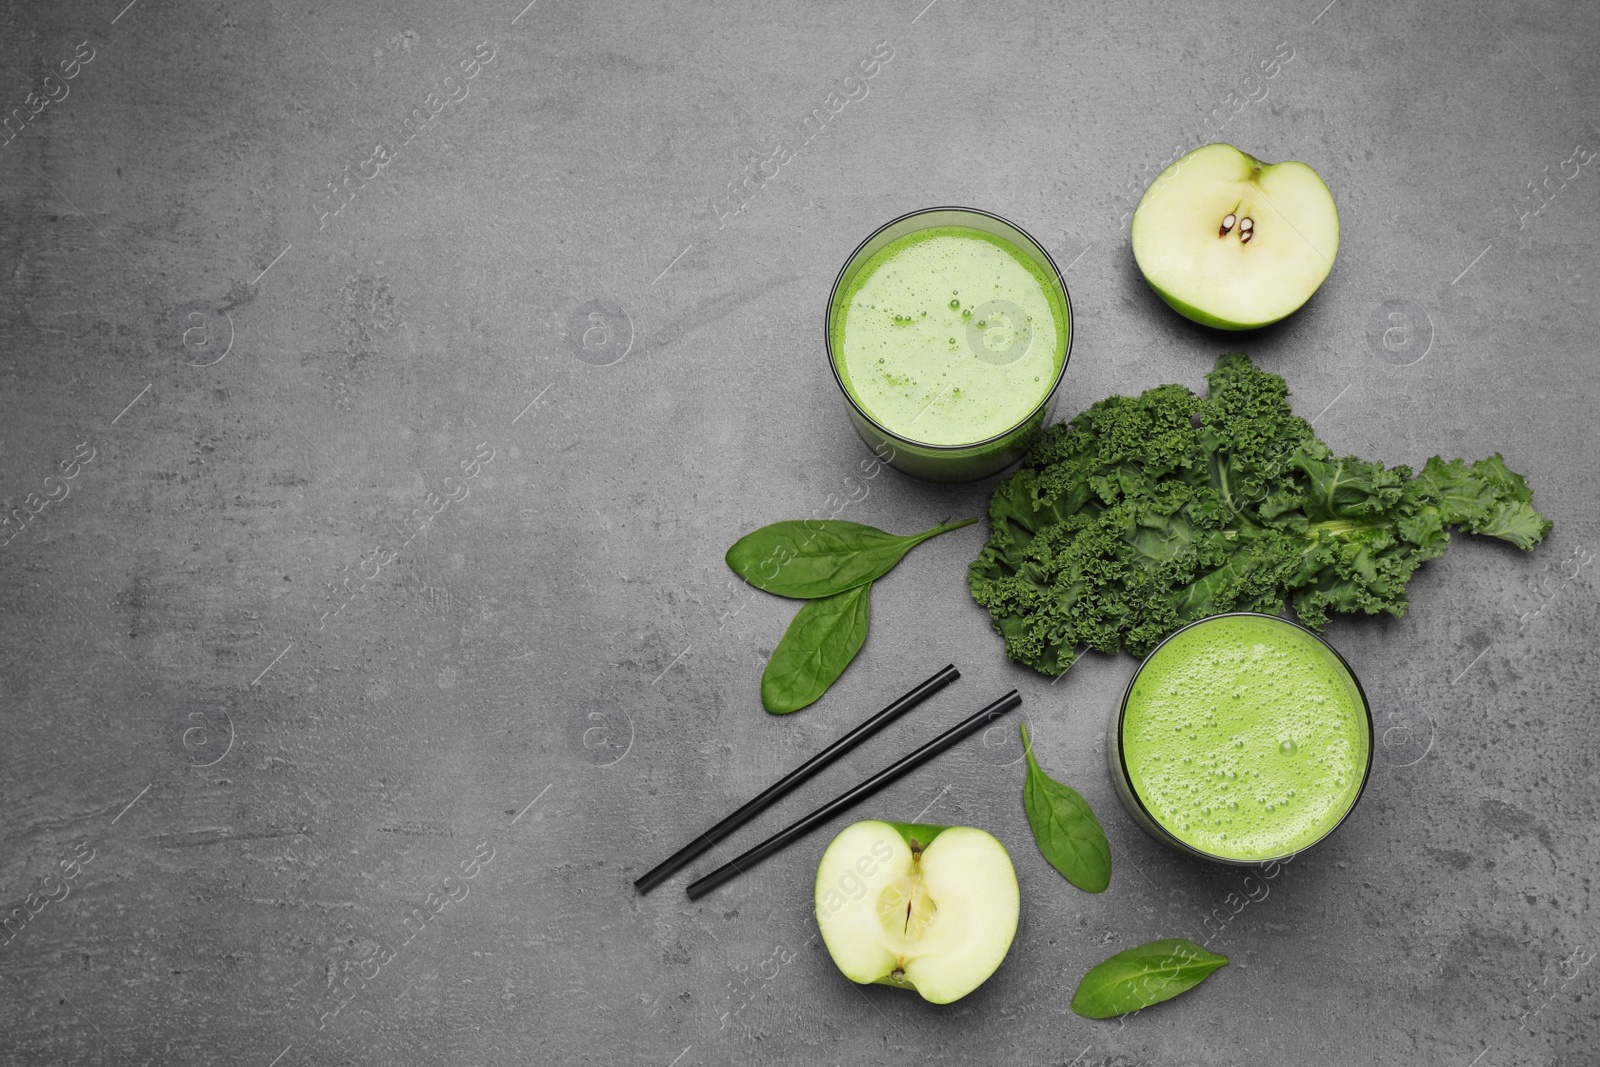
[1070,938,1228,1019]
[760,582,872,714]
[729,517,977,599]
[1020,723,1110,893]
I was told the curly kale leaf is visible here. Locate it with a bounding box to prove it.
[969,353,1553,675]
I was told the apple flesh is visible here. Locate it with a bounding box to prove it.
[1131,143,1339,330]
[814,820,1019,1004]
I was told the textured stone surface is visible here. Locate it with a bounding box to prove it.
[1,1,1596,1064]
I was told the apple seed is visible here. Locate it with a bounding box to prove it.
[1219,213,1236,237]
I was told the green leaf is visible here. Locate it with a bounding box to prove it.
[1415,454,1552,549]
[1020,724,1110,893]
[729,518,977,599]
[1070,938,1229,1019]
[969,352,1553,675]
[760,583,871,714]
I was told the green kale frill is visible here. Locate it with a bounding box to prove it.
[968,353,1552,676]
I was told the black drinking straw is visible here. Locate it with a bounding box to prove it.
[633,664,961,895]
[684,689,1022,901]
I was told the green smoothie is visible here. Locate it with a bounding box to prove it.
[1117,614,1371,862]
[830,226,1068,447]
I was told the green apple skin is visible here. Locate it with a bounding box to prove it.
[1132,143,1340,331]
[1150,288,1266,332]
[814,819,1019,1005]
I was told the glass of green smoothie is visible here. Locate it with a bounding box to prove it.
[826,207,1072,482]
[1106,613,1374,865]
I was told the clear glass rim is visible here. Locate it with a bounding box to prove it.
[1114,611,1377,865]
[824,206,1074,453]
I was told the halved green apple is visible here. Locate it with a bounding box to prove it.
[814,820,1018,1004]
[1131,143,1339,330]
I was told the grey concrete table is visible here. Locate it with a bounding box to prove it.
[2,1,1596,1064]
